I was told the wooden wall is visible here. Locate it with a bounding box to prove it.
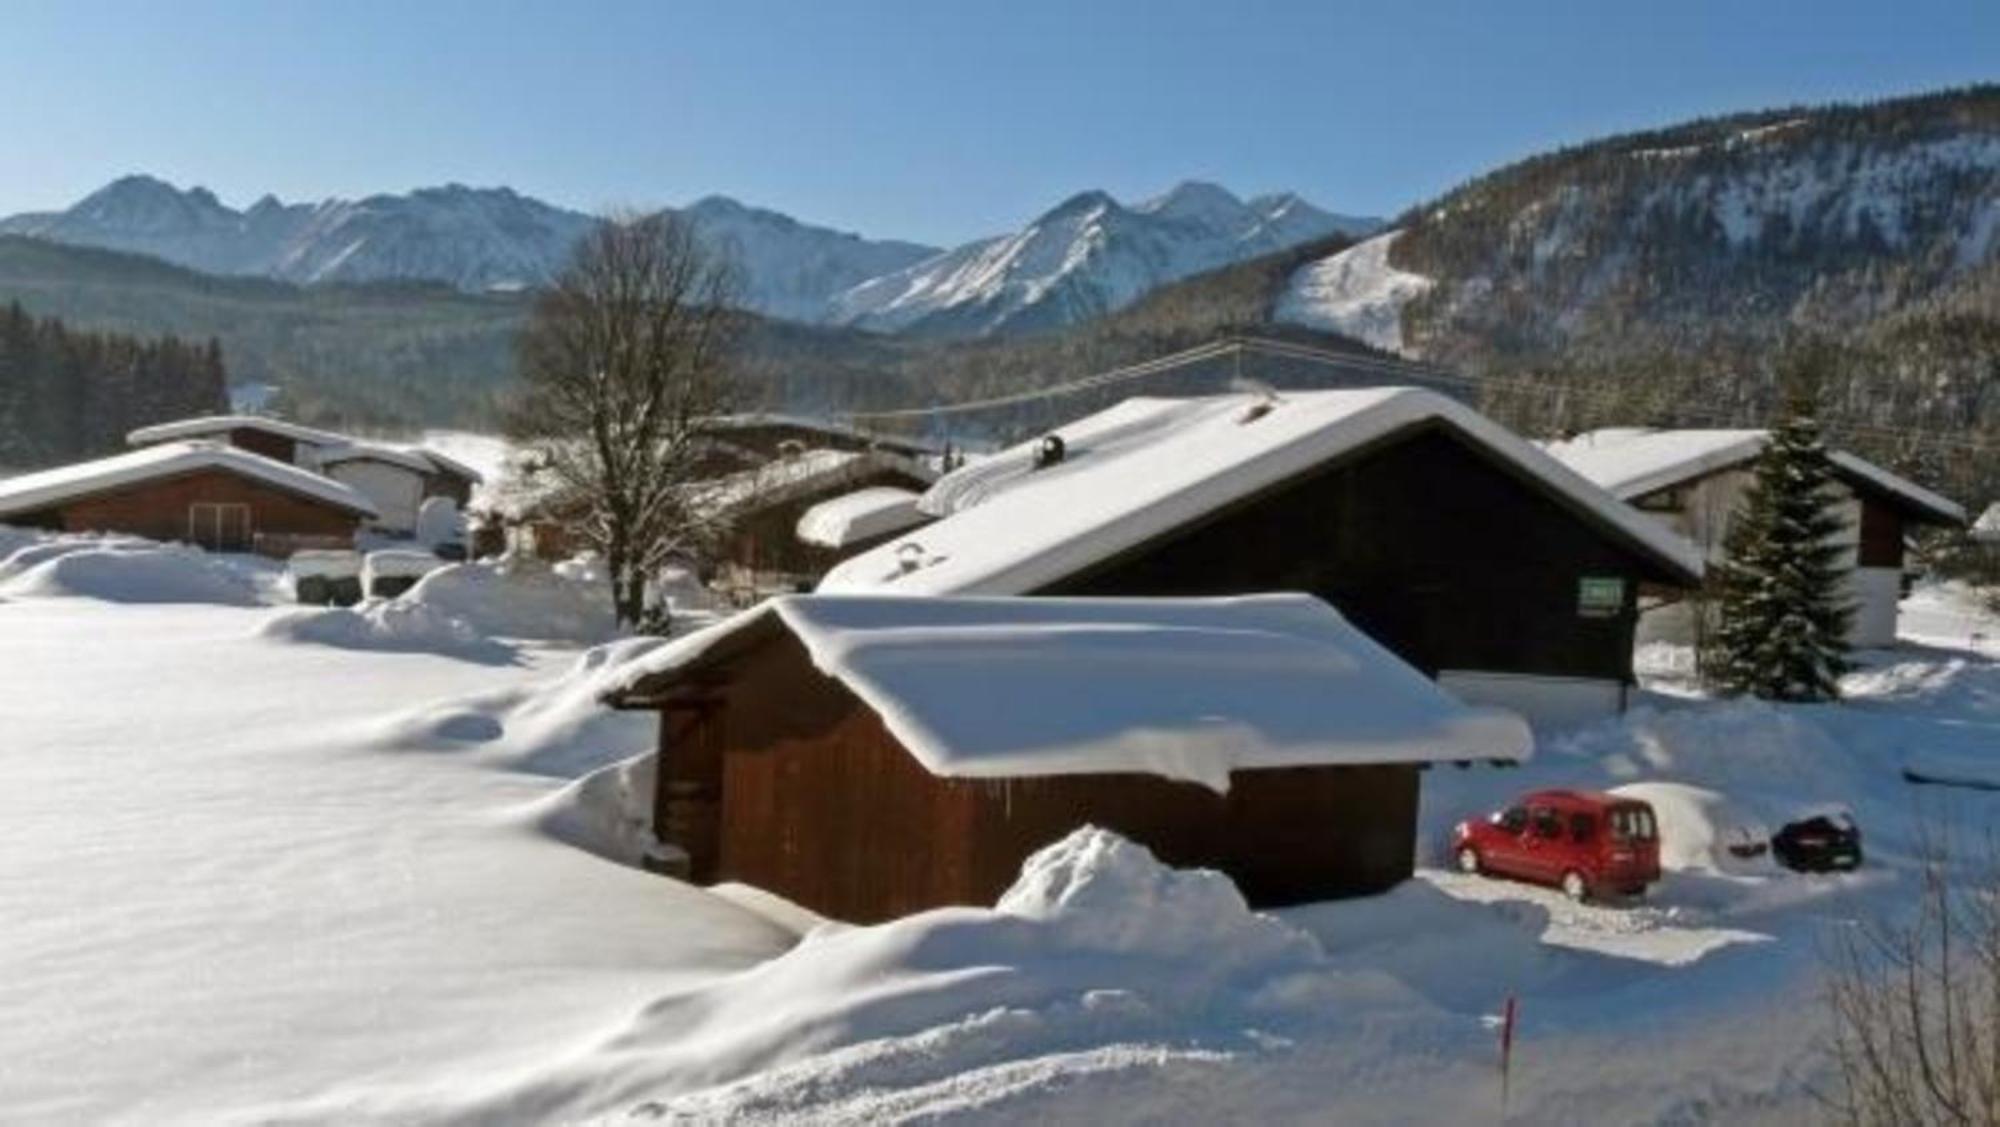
[1045,425,1663,684]
[658,634,1423,924]
[721,467,932,582]
[50,469,360,549]
[224,428,299,464]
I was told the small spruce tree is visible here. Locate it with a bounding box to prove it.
[1703,398,1854,701]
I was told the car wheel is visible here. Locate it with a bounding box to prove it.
[1455,846,1481,875]
[1561,870,1590,902]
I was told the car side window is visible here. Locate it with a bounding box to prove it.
[1496,806,1528,834]
[1530,808,1562,840]
[1570,813,1596,844]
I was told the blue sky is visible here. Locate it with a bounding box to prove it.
[1,0,1992,246]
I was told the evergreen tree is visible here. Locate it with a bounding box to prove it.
[1703,397,1855,701]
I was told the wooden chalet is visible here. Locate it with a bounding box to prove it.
[820,388,1707,729]
[1545,429,1967,648]
[127,415,484,536]
[0,441,378,555]
[602,593,1532,923]
[703,449,936,600]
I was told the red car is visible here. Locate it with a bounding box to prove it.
[1450,789,1662,901]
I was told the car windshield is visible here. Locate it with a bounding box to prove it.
[1609,807,1657,841]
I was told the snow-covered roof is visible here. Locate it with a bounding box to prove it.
[127,414,350,449]
[795,487,929,549]
[698,449,935,517]
[1543,428,1965,525]
[319,444,438,475]
[0,441,379,520]
[822,388,1704,595]
[411,447,485,484]
[604,593,1533,793]
[1974,502,2000,543]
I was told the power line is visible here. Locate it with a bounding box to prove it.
[844,335,1995,454]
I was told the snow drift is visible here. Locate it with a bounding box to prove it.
[258,599,516,664]
[324,828,1480,1125]
[0,538,265,606]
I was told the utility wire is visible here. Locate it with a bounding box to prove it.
[842,335,1994,453]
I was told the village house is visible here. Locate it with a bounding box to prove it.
[1543,429,1966,648]
[0,441,377,555]
[601,593,1532,923]
[701,448,936,600]
[127,415,484,536]
[818,388,1706,729]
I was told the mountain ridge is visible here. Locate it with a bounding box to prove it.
[0,176,1379,334]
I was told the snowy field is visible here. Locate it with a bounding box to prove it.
[1,530,1997,1124]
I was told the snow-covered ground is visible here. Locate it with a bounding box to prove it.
[1273,230,1435,354]
[1,528,1997,1123]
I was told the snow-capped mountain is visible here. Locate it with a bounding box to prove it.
[678,196,937,322]
[0,177,941,311]
[1325,87,2000,365]
[829,181,1379,337]
[2,176,1376,333]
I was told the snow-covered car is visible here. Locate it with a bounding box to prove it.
[1608,782,1775,875]
[1451,789,1662,901]
[1771,810,1863,873]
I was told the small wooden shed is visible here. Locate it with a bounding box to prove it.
[603,593,1532,923]
[0,441,378,555]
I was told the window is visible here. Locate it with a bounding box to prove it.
[1610,807,1658,841]
[1569,813,1597,844]
[1529,807,1562,840]
[1495,806,1528,834]
[188,503,252,552]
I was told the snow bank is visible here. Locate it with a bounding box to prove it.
[533,749,676,867]
[399,556,620,643]
[369,635,671,776]
[353,828,1476,1124]
[0,539,265,606]
[1273,230,1434,354]
[258,599,515,663]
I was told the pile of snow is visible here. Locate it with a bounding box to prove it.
[534,749,673,867]
[398,556,620,643]
[360,828,1479,1124]
[286,548,361,581]
[371,634,671,776]
[1607,782,1774,875]
[362,548,444,585]
[1273,230,1435,355]
[258,599,513,663]
[0,538,265,606]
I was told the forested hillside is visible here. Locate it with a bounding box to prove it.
[0,302,227,468]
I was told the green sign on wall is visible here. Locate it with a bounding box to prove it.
[1578,577,1626,618]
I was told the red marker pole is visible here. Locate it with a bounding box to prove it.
[1499,994,1518,1116]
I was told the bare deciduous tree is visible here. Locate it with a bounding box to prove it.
[1823,822,2000,1126]
[509,212,743,627]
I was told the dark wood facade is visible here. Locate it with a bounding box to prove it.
[1044,424,1681,684]
[628,629,1421,924]
[719,465,934,589]
[7,468,364,555]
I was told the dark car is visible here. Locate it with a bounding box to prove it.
[1770,811,1863,873]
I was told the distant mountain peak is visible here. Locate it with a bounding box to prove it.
[829,181,1380,338]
